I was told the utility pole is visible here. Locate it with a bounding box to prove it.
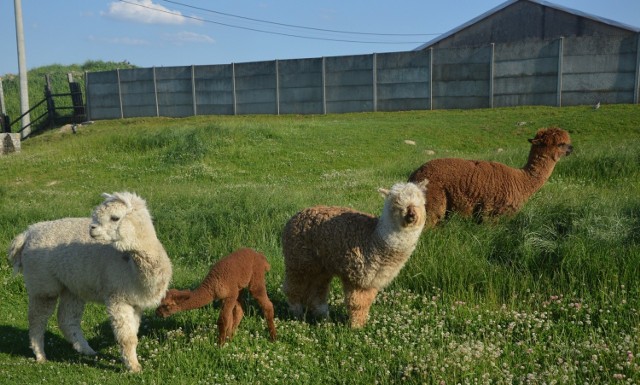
[14,0,31,138]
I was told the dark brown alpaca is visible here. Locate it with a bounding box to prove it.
[156,248,277,345]
[408,127,573,228]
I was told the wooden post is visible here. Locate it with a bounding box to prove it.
[44,74,56,127]
[67,73,85,122]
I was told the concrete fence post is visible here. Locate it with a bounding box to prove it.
[372,53,378,112]
[322,57,327,114]
[557,37,564,107]
[116,69,124,119]
[275,60,280,115]
[634,33,640,104]
[84,71,90,121]
[429,47,433,110]
[489,43,495,108]
[153,67,159,117]
[191,65,197,116]
[232,63,237,115]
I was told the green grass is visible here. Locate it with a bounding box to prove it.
[1,105,639,384]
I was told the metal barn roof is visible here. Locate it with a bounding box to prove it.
[414,0,640,51]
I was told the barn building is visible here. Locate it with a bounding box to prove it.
[416,0,639,49]
[413,0,640,108]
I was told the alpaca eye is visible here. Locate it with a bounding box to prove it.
[110,215,120,222]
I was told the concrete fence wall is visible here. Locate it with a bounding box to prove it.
[86,34,640,120]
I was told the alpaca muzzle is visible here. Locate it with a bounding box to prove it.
[404,206,417,225]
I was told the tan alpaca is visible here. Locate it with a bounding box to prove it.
[408,127,573,228]
[156,248,276,345]
[282,181,427,328]
[8,192,172,373]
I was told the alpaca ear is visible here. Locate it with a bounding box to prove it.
[528,138,540,145]
[111,192,133,209]
[101,193,113,200]
[416,179,429,191]
[378,188,390,197]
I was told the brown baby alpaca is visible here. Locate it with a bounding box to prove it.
[156,248,276,345]
[409,127,573,228]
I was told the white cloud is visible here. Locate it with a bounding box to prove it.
[103,0,201,25]
[89,35,150,46]
[163,31,215,45]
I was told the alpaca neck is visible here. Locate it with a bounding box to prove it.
[522,151,558,192]
[172,286,215,312]
[115,216,170,290]
[367,216,421,289]
[115,217,161,255]
[177,286,214,310]
[373,215,421,258]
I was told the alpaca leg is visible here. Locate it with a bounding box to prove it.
[230,299,244,338]
[343,285,378,328]
[307,274,332,320]
[282,271,310,318]
[248,280,277,341]
[28,295,57,362]
[217,297,237,346]
[107,301,142,373]
[57,290,96,356]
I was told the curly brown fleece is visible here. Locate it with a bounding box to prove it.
[408,127,572,228]
[156,248,276,345]
[282,182,427,328]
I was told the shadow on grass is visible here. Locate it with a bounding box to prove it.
[144,289,351,341]
[0,324,120,371]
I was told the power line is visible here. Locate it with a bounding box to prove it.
[160,0,441,37]
[117,0,433,44]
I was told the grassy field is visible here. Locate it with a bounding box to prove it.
[1,105,639,384]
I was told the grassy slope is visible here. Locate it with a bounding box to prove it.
[0,105,639,384]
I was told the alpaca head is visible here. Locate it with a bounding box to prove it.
[155,289,190,318]
[89,192,153,250]
[528,127,573,161]
[378,180,428,230]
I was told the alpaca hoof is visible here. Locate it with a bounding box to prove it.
[82,348,98,356]
[73,342,97,356]
[288,303,304,319]
[349,317,368,329]
[129,364,142,373]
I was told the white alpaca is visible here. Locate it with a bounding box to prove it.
[7,192,172,372]
[282,181,427,328]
